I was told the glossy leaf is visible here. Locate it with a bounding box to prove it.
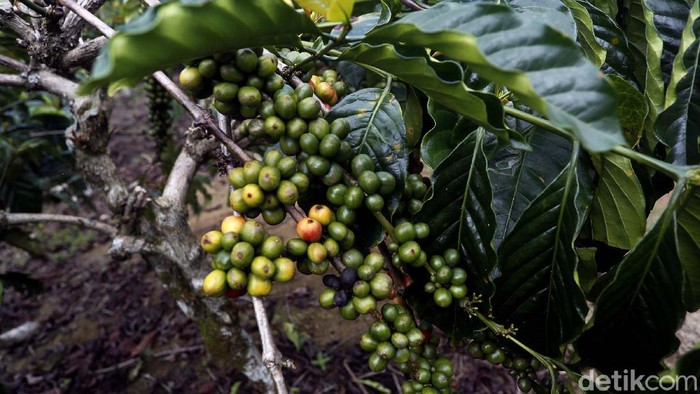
[561,0,607,67]
[296,0,355,22]
[415,129,497,298]
[84,0,319,91]
[588,0,617,20]
[489,128,573,246]
[655,1,699,165]
[578,184,688,374]
[624,0,665,129]
[421,101,477,169]
[607,74,648,145]
[583,1,636,78]
[510,0,577,40]
[343,2,391,40]
[365,2,626,152]
[493,148,591,355]
[590,154,646,250]
[326,88,407,215]
[646,0,692,81]
[678,187,700,311]
[339,43,508,137]
[403,86,423,148]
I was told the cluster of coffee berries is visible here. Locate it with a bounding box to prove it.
[318,252,393,319]
[144,76,173,158]
[238,84,326,144]
[359,304,454,393]
[285,204,357,276]
[281,50,349,98]
[467,330,541,393]
[227,150,308,225]
[200,216,295,298]
[397,173,429,217]
[292,118,353,184]
[321,153,397,219]
[308,69,347,106]
[179,48,286,117]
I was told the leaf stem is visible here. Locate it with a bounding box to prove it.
[287,24,349,76]
[503,106,687,181]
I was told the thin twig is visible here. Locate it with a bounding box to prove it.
[400,0,426,11]
[0,74,25,86]
[0,54,29,72]
[15,0,48,16]
[56,0,113,36]
[252,296,290,394]
[0,211,118,235]
[62,37,107,68]
[92,345,204,374]
[55,0,253,164]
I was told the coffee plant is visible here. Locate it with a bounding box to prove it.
[2,0,700,392]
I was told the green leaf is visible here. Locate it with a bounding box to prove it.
[588,0,617,20]
[415,129,497,298]
[576,247,597,295]
[678,187,700,311]
[590,154,646,250]
[646,0,692,81]
[492,147,591,355]
[421,101,477,170]
[343,2,391,41]
[365,2,626,152]
[607,74,648,145]
[624,0,665,130]
[578,184,689,374]
[403,86,423,148]
[83,0,319,91]
[655,1,699,165]
[509,0,577,41]
[583,1,635,78]
[338,42,508,137]
[296,0,355,22]
[561,0,607,67]
[489,128,573,245]
[326,87,407,183]
[326,87,407,216]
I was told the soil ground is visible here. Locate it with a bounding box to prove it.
[0,87,523,394]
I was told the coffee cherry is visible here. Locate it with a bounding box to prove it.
[263,116,286,139]
[256,53,277,78]
[296,217,323,242]
[333,289,350,307]
[299,133,319,155]
[341,249,363,269]
[323,238,340,257]
[327,221,348,241]
[213,250,233,270]
[203,269,227,297]
[273,257,295,282]
[394,222,417,243]
[518,377,533,392]
[368,352,389,372]
[344,186,364,209]
[307,242,328,263]
[487,348,506,365]
[322,274,341,290]
[330,118,350,139]
[319,288,336,309]
[365,194,384,211]
[276,180,299,205]
[274,95,297,120]
[262,206,284,224]
[339,267,359,289]
[351,154,375,178]
[352,295,377,314]
[308,204,333,226]
[201,230,223,253]
[339,301,359,320]
[398,241,422,265]
[197,58,217,78]
[247,274,273,297]
[360,332,379,352]
[433,287,453,307]
[286,117,307,138]
[297,97,321,119]
[179,66,204,92]
[230,241,255,268]
[238,86,261,107]
[220,64,245,83]
[286,238,308,256]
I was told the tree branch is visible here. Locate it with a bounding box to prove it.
[61,0,108,39]
[161,127,218,208]
[0,211,118,235]
[62,37,107,68]
[56,0,113,37]
[0,9,34,42]
[252,296,290,394]
[0,74,25,87]
[0,54,29,72]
